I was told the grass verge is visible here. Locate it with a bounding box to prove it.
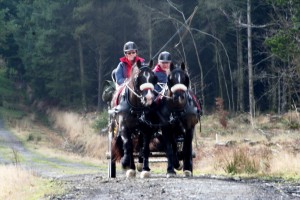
[0,165,64,200]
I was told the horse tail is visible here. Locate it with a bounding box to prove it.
[111,135,123,162]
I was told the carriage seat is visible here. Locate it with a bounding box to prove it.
[111,68,117,84]
[102,69,117,103]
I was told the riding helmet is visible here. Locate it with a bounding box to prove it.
[123,41,138,52]
[158,51,171,62]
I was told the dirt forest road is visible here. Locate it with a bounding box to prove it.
[0,119,299,200]
[0,119,101,178]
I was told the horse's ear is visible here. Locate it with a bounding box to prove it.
[185,75,190,89]
[181,62,185,71]
[170,63,175,71]
[136,60,142,68]
[154,74,158,85]
[167,75,172,89]
[149,60,153,68]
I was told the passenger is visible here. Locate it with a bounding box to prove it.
[152,51,172,95]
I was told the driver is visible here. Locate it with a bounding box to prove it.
[114,41,145,87]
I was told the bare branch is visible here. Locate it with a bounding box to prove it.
[219,7,274,29]
[166,0,186,21]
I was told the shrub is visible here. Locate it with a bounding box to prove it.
[27,132,42,143]
[224,148,259,175]
[92,110,109,134]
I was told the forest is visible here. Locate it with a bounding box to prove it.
[0,0,299,116]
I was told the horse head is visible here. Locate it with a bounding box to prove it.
[167,62,190,107]
[132,60,157,106]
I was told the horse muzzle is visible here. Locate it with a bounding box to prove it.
[140,83,155,106]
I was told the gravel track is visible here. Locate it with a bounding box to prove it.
[50,173,300,200]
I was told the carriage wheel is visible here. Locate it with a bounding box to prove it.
[108,109,116,178]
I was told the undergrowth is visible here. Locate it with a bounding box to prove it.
[224,148,259,175]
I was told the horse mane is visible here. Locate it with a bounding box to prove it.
[126,62,140,89]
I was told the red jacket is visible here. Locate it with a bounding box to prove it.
[115,56,144,85]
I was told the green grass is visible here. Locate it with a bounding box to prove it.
[0,145,25,164]
[20,147,102,175]
[0,165,65,200]
[23,178,65,200]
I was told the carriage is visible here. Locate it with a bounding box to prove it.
[104,61,201,178]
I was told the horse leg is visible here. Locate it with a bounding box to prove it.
[136,133,143,172]
[120,127,136,177]
[172,135,182,171]
[120,132,131,169]
[183,128,193,177]
[126,151,136,178]
[140,131,151,178]
[162,128,176,178]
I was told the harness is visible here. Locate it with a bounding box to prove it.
[125,87,149,115]
[109,67,200,130]
[110,76,156,129]
[111,84,146,114]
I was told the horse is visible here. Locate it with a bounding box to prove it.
[158,62,200,178]
[110,60,158,178]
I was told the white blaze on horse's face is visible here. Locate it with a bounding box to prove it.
[143,71,151,83]
[177,73,181,83]
[144,89,154,106]
[170,72,187,105]
[139,71,154,106]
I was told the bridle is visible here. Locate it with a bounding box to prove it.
[126,66,156,106]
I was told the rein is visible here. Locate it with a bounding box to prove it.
[125,81,142,99]
[125,67,155,100]
[154,83,172,100]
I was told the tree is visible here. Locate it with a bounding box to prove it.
[265,0,300,112]
[246,0,255,123]
[1,0,298,112]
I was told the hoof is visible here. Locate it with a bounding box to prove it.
[126,169,136,178]
[175,162,183,171]
[166,172,176,178]
[140,171,151,178]
[136,163,143,172]
[183,170,192,177]
[122,165,130,170]
[121,156,130,169]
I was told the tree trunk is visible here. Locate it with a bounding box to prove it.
[237,26,244,112]
[78,37,87,111]
[217,46,231,110]
[149,0,153,59]
[281,69,287,113]
[270,57,276,112]
[190,33,205,114]
[278,74,281,114]
[247,0,255,124]
[216,47,223,99]
[97,50,103,111]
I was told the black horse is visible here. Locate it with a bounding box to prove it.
[158,62,200,178]
[111,60,158,178]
